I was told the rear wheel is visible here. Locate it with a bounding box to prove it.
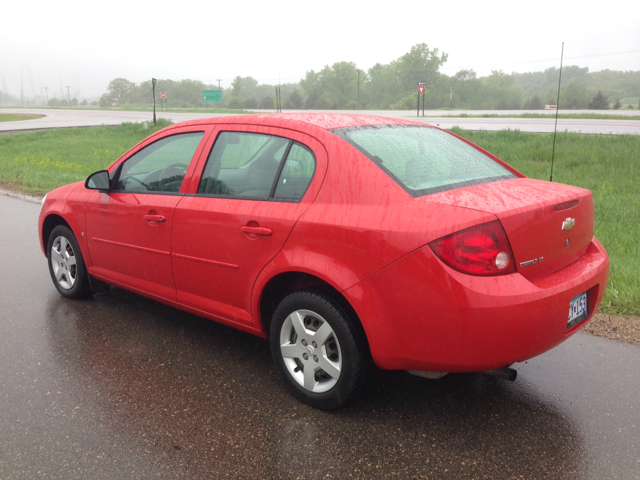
[47,225,91,299]
[270,290,369,409]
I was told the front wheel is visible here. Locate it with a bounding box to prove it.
[270,290,370,409]
[47,225,91,299]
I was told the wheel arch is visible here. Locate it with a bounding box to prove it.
[258,271,369,350]
[42,214,72,258]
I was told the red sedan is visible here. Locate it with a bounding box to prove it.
[38,114,609,409]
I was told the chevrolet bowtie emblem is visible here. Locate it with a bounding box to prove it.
[562,218,575,231]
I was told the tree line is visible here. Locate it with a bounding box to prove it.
[99,44,640,110]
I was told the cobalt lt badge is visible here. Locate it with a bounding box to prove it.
[562,217,575,231]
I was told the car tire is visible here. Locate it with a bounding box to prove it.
[47,225,92,299]
[270,290,370,409]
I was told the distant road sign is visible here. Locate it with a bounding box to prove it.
[160,92,167,99]
[203,90,222,103]
[418,85,425,95]
[417,81,426,86]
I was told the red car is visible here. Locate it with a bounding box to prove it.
[39,113,609,409]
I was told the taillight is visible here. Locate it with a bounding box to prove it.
[429,221,516,276]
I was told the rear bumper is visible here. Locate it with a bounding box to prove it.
[345,237,609,372]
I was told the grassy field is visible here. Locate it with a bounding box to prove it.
[0,124,637,315]
[0,113,44,122]
[451,128,639,315]
[0,120,172,195]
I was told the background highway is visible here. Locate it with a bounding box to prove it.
[1,194,639,479]
[1,107,639,135]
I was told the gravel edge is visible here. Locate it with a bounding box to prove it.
[0,186,43,204]
[583,313,640,347]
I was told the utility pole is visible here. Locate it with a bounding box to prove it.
[152,78,157,124]
[21,89,24,107]
[216,79,221,109]
[357,69,360,110]
[65,86,71,107]
[44,87,48,106]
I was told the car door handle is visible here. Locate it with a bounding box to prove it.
[144,214,166,223]
[240,226,272,236]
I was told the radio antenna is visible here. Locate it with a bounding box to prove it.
[550,42,564,182]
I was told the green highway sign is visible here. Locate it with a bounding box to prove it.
[203,90,222,103]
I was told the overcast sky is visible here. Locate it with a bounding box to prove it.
[2,0,639,99]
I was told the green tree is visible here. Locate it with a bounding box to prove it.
[243,97,258,109]
[485,71,521,109]
[259,96,275,109]
[231,76,259,99]
[391,43,448,97]
[98,95,111,107]
[300,70,324,108]
[285,88,304,109]
[523,94,543,109]
[363,44,448,109]
[589,90,609,109]
[363,63,397,109]
[562,81,588,109]
[449,69,485,109]
[228,97,244,109]
[105,78,135,104]
[301,62,359,109]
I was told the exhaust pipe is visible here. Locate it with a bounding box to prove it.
[484,367,517,382]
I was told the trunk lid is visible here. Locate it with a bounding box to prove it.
[423,178,594,280]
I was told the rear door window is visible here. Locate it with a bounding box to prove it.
[197,132,316,202]
[273,143,316,201]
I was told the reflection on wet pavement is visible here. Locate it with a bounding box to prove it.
[1,194,638,479]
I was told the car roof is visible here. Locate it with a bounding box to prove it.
[174,113,422,134]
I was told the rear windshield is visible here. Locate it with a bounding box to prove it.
[331,125,517,197]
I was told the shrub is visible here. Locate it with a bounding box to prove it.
[589,91,609,109]
[243,97,258,109]
[228,97,244,109]
[259,97,275,109]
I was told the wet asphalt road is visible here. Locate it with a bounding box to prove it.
[1,194,639,479]
[2,108,640,135]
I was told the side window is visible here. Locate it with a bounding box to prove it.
[114,132,204,193]
[198,132,290,199]
[273,143,316,201]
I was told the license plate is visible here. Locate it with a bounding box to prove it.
[567,292,589,329]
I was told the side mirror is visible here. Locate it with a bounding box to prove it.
[85,170,110,191]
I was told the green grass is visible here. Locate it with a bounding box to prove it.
[450,128,640,315]
[430,113,640,120]
[0,120,172,195]
[0,124,637,315]
[0,113,44,122]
